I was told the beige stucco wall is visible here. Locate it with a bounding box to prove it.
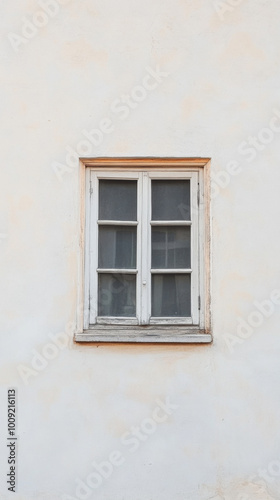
[1,1,280,499]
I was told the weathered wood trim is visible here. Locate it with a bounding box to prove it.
[75,326,212,344]
[78,157,212,341]
[202,160,211,333]
[77,160,87,331]
[82,157,210,168]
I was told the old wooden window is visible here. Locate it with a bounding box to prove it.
[76,158,211,343]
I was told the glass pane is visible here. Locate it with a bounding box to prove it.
[152,226,190,269]
[98,273,136,317]
[99,180,137,221]
[99,226,137,269]
[152,180,190,220]
[152,274,191,317]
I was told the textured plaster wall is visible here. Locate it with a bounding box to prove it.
[0,1,280,499]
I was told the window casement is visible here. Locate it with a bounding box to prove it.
[76,158,211,343]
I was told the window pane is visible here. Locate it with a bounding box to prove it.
[152,274,191,317]
[98,273,136,317]
[152,180,190,220]
[99,226,136,269]
[99,180,137,221]
[152,226,190,269]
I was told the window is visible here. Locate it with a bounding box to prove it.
[76,158,211,343]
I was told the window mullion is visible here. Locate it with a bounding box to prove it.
[139,172,150,324]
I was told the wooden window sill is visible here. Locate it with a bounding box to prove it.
[74,326,212,344]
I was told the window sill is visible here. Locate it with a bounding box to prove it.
[75,326,212,344]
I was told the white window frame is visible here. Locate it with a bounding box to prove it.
[75,158,211,344]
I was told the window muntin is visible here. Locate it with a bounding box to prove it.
[88,169,199,327]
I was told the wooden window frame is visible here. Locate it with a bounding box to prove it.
[75,158,212,344]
